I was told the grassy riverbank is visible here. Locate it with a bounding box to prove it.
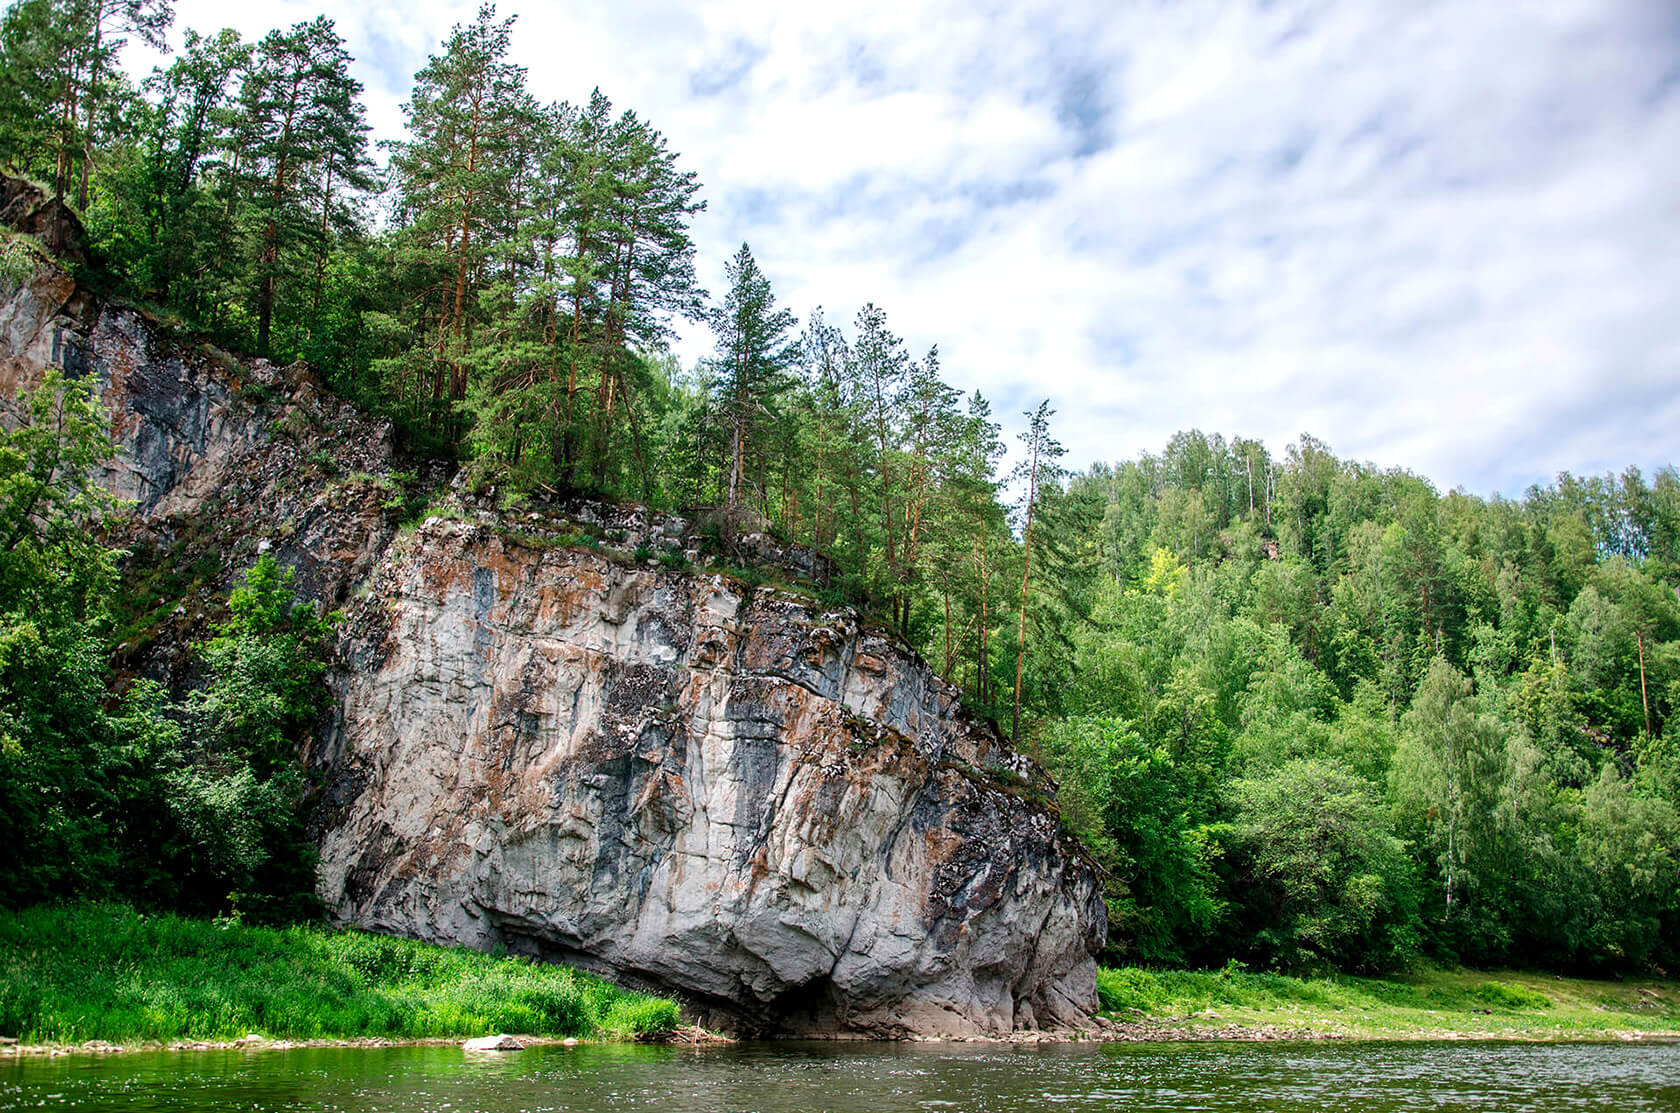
[1098,964,1680,1039]
[0,904,680,1046]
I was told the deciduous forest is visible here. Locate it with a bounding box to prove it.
[1,0,1676,977]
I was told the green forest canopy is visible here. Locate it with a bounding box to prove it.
[0,0,1676,976]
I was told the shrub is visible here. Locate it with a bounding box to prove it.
[1472,981,1552,1011]
[605,996,681,1039]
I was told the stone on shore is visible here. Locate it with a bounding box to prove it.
[463,1034,525,1051]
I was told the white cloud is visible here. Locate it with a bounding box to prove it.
[127,0,1680,496]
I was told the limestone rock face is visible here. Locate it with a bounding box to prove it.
[2,257,386,521]
[315,521,1105,1036]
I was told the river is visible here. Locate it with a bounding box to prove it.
[3,1039,1677,1112]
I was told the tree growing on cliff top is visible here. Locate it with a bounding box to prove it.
[385,3,532,412]
[708,242,799,523]
[86,28,249,308]
[1011,399,1065,742]
[0,0,173,206]
[231,16,372,357]
[569,94,706,492]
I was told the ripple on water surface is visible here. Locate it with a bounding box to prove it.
[3,1039,1678,1113]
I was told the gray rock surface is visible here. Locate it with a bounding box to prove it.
[0,248,398,684]
[315,522,1104,1036]
[463,1035,525,1051]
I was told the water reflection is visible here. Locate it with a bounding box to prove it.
[3,1038,1677,1112]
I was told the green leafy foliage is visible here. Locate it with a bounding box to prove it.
[162,555,336,919]
[1039,434,1680,974]
[708,241,800,520]
[0,393,335,925]
[1042,716,1220,964]
[1228,758,1417,971]
[0,0,171,208]
[0,371,134,907]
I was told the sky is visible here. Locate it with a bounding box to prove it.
[128,0,1680,498]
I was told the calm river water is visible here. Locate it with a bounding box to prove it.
[3,1039,1677,1112]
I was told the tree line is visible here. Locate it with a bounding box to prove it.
[1034,434,1679,974]
[1,0,1676,974]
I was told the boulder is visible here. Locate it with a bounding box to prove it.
[463,1035,525,1051]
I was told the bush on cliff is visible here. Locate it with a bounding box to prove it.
[168,554,337,921]
[0,374,333,920]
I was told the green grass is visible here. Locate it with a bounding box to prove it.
[0,904,680,1045]
[1097,964,1680,1039]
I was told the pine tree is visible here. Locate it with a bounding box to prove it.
[931,391,1005,698]
[0,0,71,188]
[890,345,960,632]
[385,3,533,418]
[583,100,705,490]
[546,89,616,477]
[0,0,171,207]
[709,242,798,523]
[457,100,560,492]
[850,303,911,609]
[232,16,371,357]
[73,0,175,209]
[1011,399,1066,741]
[791,309,856,556]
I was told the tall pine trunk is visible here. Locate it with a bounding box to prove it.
[75,12,104,212]
[976,526,990,707]
[1011,436,1041,743]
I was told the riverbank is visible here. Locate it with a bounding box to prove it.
[0,1026,733,1059]
[6,904,1676,1057]
[0,904,681,1050]
[1097,964,1680,1040]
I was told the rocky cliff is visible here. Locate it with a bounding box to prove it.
[316,513,1102,1035]
[0,195,1105,1037]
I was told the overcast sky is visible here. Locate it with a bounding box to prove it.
[129,0,1679,497]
